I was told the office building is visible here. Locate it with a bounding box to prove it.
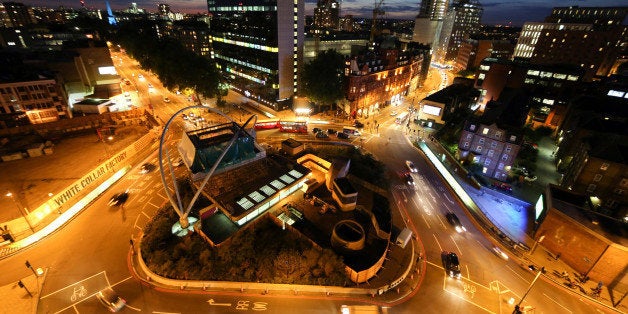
[513,7,627,81]
[455,36,514,71]
[208,0,305,110]
[0,2,37,27]
[313,0,340,32]
[165,20,211,57]
[411,0,449,46]
[436,0,483,62]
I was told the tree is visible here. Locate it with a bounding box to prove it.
[301,49,346,111]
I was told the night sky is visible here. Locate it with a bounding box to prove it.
[15,0,624,26]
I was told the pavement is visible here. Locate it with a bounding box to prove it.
[1,94,626,313]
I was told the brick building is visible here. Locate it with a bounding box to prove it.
[457,89,527,181]
[344,46,423,118]
[534,185,627,290]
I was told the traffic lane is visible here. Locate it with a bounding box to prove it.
[103,277,373,314]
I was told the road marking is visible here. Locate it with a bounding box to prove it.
[465,264,470,280]
[148,201,160,208]
[505,265,529,283]
[152,312,181,314]
[421,214,431,229]
[208,299,231,306]
[435,213,447,229]
[41,271,107,299]
[443,192,454,204]
[433,233,443,251]
[450,235,463,256]
[110,276,132,288]
[126,304,142,311]
[543,293,573,313]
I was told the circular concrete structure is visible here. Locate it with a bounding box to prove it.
[331,220,365,251]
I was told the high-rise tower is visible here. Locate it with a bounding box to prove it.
[207,0,305,110]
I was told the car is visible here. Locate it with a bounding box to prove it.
[445,212,466,233]
[524,175,538,182]
[492,246,509,260]
[336,132,349,139]
[163,97,170,103]
[404,173,415,186]
[172,158,184,167]
[96,288,126,312]
[444,252,461,279]
[405,160,418,173]
[124,79,131,85]
[147,83,154,92]
[315,131,329,139]
[137,74,144,80]
[353,121,364,128]
[390,110,398,116]
[181,113,188,120]
[108,192,129,207]
[139,163,156,174]
[327,129,337,135]
[492,182,513,193]
[312,127,321,134]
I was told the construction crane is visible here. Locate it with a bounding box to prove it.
[369,0,385,46]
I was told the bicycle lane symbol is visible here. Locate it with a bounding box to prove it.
[70,285,88,302]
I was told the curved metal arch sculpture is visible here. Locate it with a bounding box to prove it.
[158,105,258,233]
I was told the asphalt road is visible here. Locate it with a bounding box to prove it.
[0,52,611,314]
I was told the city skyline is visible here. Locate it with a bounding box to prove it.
[12,0,625,26]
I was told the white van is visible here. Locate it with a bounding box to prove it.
[396,228,413,248]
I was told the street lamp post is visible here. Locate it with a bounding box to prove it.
[513,266,545,314]
[6,191,34,232]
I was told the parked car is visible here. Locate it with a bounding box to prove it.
[315,131,329,139]
[96,288,126,312]
[353,120,364,128]
[139,163,156,174]
[108,192,129,207]
[445,212,466,233]
[312,127,321,134]
[405,160,418,173]
[336,132,349,139]
[163,97,170,103]
[327,129,337,135]
[444,252,461,279]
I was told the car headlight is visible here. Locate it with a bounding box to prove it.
[455,226,463,233]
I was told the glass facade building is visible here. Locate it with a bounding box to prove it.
[207,0,304,110]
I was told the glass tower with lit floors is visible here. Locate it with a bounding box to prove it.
[207,0,304,110]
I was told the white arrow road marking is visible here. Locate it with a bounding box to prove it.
[207,299,231,307]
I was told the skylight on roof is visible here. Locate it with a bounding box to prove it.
[248,191,265,203]
[236,197,255,210]
[259,185,276,196]
[288,169,303,179]
[280,174,294,184]
[270,180,285,190]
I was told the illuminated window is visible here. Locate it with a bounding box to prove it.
[600,163,609,171]
[593,174,602,182]
[482,128,489,134]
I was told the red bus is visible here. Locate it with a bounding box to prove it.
[279,121,308,133]
[254,119,280,130]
